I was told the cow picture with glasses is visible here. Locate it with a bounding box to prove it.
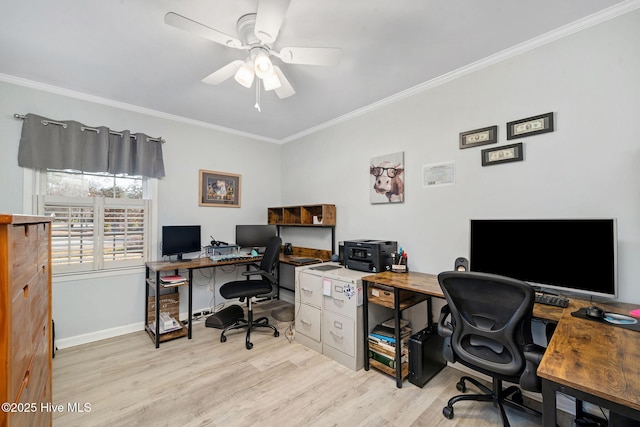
[370,151,404,203]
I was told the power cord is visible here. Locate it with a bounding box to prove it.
[285,324,295,343]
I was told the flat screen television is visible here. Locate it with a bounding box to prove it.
[235,225,277,253]
[162,225,201,261]
[469,219,617,299]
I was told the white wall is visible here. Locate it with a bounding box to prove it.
[0,81,281,346]
[1,9,639,347]
[281,9,640,304]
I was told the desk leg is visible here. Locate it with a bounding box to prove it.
[541,379,558,427]
[145,266,150,330]
[155,270,161,349]
[363,280,370,371]
[188,268,193,339]
[394,287,403,389]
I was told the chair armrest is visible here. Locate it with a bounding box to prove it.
[240,262,267,277]
[519,343,546,392]
[241,268,277,284]
[437,305,455,363]
[437,305,453,338]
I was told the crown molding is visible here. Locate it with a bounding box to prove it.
[0,73,279,144]
[280,0,640,144]
[3,0,638,145]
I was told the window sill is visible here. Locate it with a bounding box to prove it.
[52,266,145,283]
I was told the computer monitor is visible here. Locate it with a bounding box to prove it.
[235,225,277,253]
[162,225,201,260]
[469,219,617,299]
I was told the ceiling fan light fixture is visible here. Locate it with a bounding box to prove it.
[234,59,255,88]
[253,49,274,79]
[262,71,281,91]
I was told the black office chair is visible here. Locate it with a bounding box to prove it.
[219,236,281,349]
[437,271,545,427]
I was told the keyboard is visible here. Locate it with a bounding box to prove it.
[535,292,569,308]
[209,254,261,262]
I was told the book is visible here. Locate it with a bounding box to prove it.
[368,349,407,369]
[368,337,395,352]
[382,318,410,329]
[372,324,411,339]
[369,341,407,359]
[369,332,396,344]
[160,275,186,283]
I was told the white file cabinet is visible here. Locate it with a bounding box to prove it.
[295,268,323,353]
[295,263,367,370]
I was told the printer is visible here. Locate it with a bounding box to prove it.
[343,239,397,273]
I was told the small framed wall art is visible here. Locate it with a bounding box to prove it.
[199,169,241,207]
[459,125,497,149]
[506,112,554,140]
[481,143,524,166]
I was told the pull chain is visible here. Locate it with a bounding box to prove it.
[254,79,261,112]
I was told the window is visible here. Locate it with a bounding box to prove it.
[37,169,151,273]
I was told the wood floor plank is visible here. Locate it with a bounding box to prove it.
[52,301,573,426]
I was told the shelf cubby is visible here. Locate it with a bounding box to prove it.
[268,204,336,226]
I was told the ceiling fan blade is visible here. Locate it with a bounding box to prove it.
[254,0,291,43]
[278,47,341,66]
[201,60,244,85]
[165,12,244,49]
[272,66,295,99]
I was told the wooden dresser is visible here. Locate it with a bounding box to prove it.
[0,214,52,427]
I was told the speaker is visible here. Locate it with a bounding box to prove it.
[283,243,293,255]
[454,257,469,271]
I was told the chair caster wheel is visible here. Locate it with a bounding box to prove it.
[220,335,227,343]
[274,330,280,337]
[443,406,454,419]
[246,342,253,350]
[456,381,466,392]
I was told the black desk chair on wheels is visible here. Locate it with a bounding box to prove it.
[437,271,545,427]
[219,236,281,349]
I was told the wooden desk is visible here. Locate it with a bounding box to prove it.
[361,271,570,387]
[364,271,640,423]
[362,272,442,387]
[145,256,262,348]
[538,299,640,426]
[278,247,332,294]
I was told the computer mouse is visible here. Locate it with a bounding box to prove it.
[585,305,605,319]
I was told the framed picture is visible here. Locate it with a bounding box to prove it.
[506,112,554,140]
[481,143,524,166]
[370,151,404,204]
[459,125,497,149]
[199,169,241,207]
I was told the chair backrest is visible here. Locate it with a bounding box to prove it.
[438,271,535,378]
[258,235,282,280]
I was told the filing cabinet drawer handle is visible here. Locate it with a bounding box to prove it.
[300,319,312,326]
[331,297,344,306]
[301,287,313,293]
[330,331,344,340]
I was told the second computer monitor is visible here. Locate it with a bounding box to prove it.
[235,225,277,253]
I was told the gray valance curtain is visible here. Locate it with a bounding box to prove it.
[17,113,165,178]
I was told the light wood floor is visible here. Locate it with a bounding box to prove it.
[52,301,573,427]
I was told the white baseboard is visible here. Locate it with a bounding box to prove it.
[56,322,144,349]
[55,304,245,349]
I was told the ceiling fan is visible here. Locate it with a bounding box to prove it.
[164,0,341,107]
